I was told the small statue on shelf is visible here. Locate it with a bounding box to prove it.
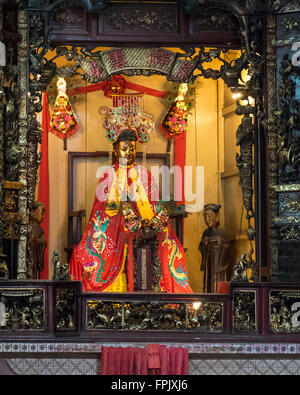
[199,204,230,293]
[52,249,70,280]
[231,252,249,282]
[27,201,47,279]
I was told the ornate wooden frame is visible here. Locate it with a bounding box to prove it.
[1,0,291,283]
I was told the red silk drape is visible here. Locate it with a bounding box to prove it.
[38,92,50,279]
[159,125,187,242]
[67,79,169,99]
[174,133,186,242]
[100,344,189,375]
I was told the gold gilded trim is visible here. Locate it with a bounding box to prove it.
[272,184,300,192]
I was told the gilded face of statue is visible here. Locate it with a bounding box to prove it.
[114,140,136,166]
[204,209,218,229]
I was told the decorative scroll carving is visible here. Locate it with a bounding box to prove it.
[54,46,258,86]
[4,63,22,182]
[264,13,278,277]
[280,15,300,31]
[233,290,257,332]
[186,303,223,332]
[0,20,5,263]
[273,0,300,13]
[24,10,56,279]
[270,291,300,333]
[87,301,123,329]
[180,0,252,56]
[28,12,55,211]
[0,288,45,331]
[15,9,29,280]
[267,53,300,279]
[87,300,224,332]
[279,193,300,215]
[271,56,300,185]
[55,287,76,330]
[279,226,300,241]
[236,107,254,214]
[2,181,24,241]
[54,8,84,25]
[190,9,239,31]
[18,0,106,12]
[124,303,186,331]
[103,6,178,32]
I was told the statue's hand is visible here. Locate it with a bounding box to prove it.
[215,236,223,246]
[151,210,169,232]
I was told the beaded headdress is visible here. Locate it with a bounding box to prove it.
[204,204,222,213]
[100,93,154,144]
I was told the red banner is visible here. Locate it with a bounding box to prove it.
[38,92,50,279]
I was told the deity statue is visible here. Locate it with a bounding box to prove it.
[69,99,192,293]
[199,204,230,293]
[27,201,47,279]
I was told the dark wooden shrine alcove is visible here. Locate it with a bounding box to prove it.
[0,0,270,283]
[48,1,264,281]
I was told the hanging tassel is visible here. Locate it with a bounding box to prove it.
[50,77,78,141]
[162,83,189,137]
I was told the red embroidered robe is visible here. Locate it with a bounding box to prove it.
[69,163,192,293]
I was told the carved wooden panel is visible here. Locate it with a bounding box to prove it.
[86,300,224,332]
[51,6,93,39]
[49,5,241,47]
[0,288,45,331]
[101,5,179,33]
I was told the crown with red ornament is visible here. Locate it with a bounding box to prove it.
[100,93,154,144]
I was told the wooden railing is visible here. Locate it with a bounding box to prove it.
[0,280,299,342]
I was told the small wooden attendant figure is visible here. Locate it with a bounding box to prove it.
[199,204,230,293]
[28,201,47,279]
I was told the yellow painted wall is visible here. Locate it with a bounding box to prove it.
[221,83,252,266]
[184,77,222,293]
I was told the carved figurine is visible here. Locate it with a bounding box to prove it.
[231,252,249,282]
[27,201,47,279]
[199,204,230,293]
[52,249,70,280]
[270,306,281,333]
[31,306,43,329]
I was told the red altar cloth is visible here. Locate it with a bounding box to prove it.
[100,344,189,375]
